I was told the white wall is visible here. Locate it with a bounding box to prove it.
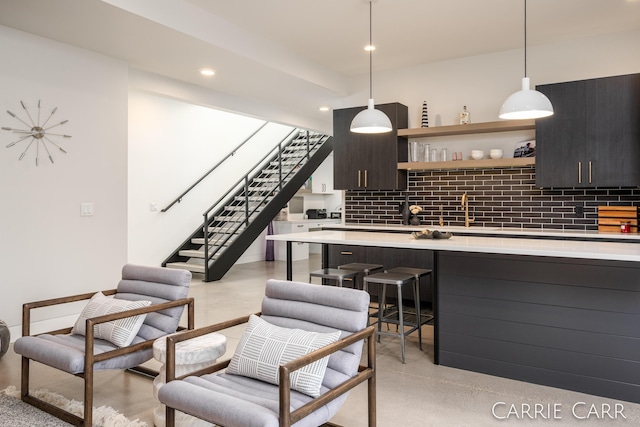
[0,26,129,334]
[128,91,297,266]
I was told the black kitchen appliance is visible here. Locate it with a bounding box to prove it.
[306,209,327,219]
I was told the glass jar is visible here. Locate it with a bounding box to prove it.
[423,144,431,162]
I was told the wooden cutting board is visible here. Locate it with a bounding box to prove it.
[598,206,638,232]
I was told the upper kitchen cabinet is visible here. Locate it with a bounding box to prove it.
[333,102,408,191]
[311,153,334,194]
[536,73,640,188]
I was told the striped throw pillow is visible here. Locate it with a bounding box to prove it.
[227,314,340,397]
[71,292,151,347]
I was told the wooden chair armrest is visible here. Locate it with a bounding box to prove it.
[281,325,374,374]
[21,289,117,337]
[86,297,194,329]
[86,297,195,366]
[280,325,377,426]
[164,312,260,382]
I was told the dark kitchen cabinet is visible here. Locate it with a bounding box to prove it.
[333,102,408,190]
[326,244,434,305]
[536,73,640,188]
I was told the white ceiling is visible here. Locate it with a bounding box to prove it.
[187,0,640,75]
[1,0,639,121]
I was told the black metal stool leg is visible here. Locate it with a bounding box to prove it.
[398,284,405,364]
[377,284,383,342]
[415,275,422,351]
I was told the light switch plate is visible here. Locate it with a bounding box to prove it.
[81,203,94,216]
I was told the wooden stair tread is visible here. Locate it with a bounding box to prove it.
[165,262,206,273]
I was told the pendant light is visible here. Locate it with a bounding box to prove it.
[350,0,392,134]
[499,0,553,120]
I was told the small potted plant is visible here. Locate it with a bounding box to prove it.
[409,205,422,225]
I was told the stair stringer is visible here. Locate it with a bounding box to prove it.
[205,137,333,281]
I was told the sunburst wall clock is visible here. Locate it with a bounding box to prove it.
[2,100,72,166]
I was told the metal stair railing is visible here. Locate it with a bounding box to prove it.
[201,130,328,280]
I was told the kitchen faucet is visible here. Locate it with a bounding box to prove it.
[461,193,475,227]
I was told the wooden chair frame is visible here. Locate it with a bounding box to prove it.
[163,313,376,427]
[20,288,195,427]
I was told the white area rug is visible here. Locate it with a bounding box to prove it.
[1,386,147,427]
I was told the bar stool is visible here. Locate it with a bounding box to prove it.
[385,267,433,326]
[309,268,360,287]
[337,263,384,289]
[363,271,422,363]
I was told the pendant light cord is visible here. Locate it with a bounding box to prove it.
[369,0,373,99]
[523,0,527,78]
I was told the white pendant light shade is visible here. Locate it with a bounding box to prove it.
[350,1,392,134]
[350,99,393,133]
[499,77,554,120]
[499,0,553,120]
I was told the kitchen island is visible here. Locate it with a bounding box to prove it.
[267,230,640,404]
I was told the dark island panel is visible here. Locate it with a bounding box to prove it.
[440,274,640,314]
[440,312,640,362]
[438,251,640,403]
[439,251,640,292]
[441,332,640,386]
[440,293,640,338]
[441,351,640,404]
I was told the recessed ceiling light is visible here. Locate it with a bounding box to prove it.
[199,68,216,76]
[319,106,330,112]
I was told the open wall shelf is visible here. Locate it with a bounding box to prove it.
[397,119,535,138]
[398,157,535,171]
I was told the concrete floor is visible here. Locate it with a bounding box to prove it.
[2,255,640,426]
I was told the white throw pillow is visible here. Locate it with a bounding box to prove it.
[71,292,151,347]
[227,315,341,398]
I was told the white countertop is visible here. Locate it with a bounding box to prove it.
[323,223,640,241]
[266,230,640,262]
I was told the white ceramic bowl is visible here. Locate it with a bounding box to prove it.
[471,150,484,160]
[489,149,504,159]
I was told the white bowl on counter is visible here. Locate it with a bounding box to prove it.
[490,149,504,159]
[471,150,484,160]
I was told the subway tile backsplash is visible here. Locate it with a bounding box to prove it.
[344,166,640,231]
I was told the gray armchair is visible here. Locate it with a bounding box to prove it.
[158,279,376,427]
[14,264,194,427]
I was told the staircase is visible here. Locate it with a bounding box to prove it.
[163,130,333,281]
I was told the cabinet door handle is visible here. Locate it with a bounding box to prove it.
[364,169,368,187]
[358,170,361,187]
[589,161,592,184]
[340,251,353,255]
[578,162,582,184]
[296,224,304,228]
